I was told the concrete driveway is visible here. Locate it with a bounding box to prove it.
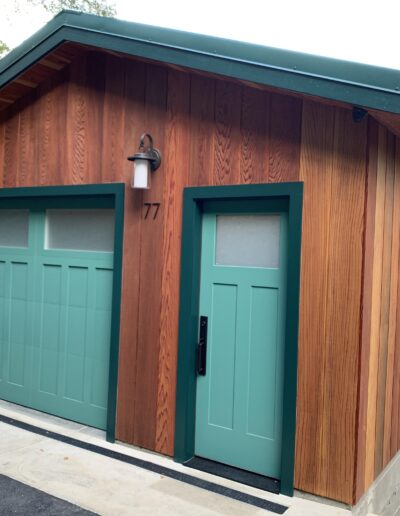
[0,401,351,516]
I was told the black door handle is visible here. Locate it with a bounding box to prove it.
[197,316,208,375]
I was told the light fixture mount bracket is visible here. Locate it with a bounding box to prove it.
[127,133,161,171]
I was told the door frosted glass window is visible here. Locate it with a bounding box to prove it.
[0,210,29,248]
[215,215,281,268]
[45,209,115,252]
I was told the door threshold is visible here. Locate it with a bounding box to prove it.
[184,456,280,494]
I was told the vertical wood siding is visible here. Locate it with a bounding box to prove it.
[156,70,191,452]
[357,121,400,501]
[1,49,393,504]
[296,102,368,504]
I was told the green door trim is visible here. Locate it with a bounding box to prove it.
[174,182,303,496]
[0,183,125,443]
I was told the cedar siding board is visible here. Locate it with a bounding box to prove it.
[0,38,400,506]
[357,123,400,498]
[297,103,367,503]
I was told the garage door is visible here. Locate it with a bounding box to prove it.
[0,207,114,429]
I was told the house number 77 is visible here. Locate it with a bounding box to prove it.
[144,202,160,220]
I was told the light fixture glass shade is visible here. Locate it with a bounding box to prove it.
[131,159,151,189]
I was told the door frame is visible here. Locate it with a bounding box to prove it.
[174,182,303,496]
[0,183,125,442]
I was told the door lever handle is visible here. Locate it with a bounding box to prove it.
[197,316,208,375]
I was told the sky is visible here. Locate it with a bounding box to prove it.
[0,0,400,70]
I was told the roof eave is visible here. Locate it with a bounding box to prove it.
[1,11,399,115]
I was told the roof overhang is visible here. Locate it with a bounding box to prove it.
[0,10,399,115]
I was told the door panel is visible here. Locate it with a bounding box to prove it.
[0,224,34,406]
[209,283,237,430]
[0,207,114,429]
[247,286,279,440]
[195,209,287,479]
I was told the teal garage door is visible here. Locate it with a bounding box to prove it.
[195,207,287,479]
[0,207,114,429]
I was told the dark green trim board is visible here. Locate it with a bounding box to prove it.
[0,183,122,200]
[0,11,399,114]
[174,183,303,497]
[174,194,202,463]
[0,183,125,442]
[279,186,303,495]
[106,183,124,442]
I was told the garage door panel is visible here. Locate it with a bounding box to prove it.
[38,264,63,350]
[30,389,107,429]
[94,268,113,309]
[35,264,63,397]
[65,354,85,402]
[0,261,6,383]
[66,265,89,351]
[64,266,89,404]
[67,266,89,309]
[90,267,112,409]
[8,262,31,388]
[31,265,111,428]
[90,357,109,409]
[0,208,114,430]
[0,257,33,404]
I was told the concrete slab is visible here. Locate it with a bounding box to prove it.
[0,400,351,515]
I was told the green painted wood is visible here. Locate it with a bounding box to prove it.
[195,210,288,479]
[0,213,35,408]
[0,208,114,430]
[0,184,120,201]
[279,188,303,496]
[174,197,202,462]
[0,184,124,441]
[105,184,124,442]
[175,183,302,495]
[0,258,33,406]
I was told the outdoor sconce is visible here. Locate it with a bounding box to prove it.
[127,133,161,189]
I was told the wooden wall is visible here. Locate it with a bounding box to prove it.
[296,102,368,504]
[0,48,392,504]
[356,121,400,501]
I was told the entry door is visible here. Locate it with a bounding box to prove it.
[0,208,114,429]
[195,208,287,479]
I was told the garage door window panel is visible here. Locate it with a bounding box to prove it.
[0,210,29,248]
[45,210,115,253]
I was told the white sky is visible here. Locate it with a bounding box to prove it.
[0,0,400,70]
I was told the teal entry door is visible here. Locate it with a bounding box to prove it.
[0,207,114,429]
[195,205,288,479]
